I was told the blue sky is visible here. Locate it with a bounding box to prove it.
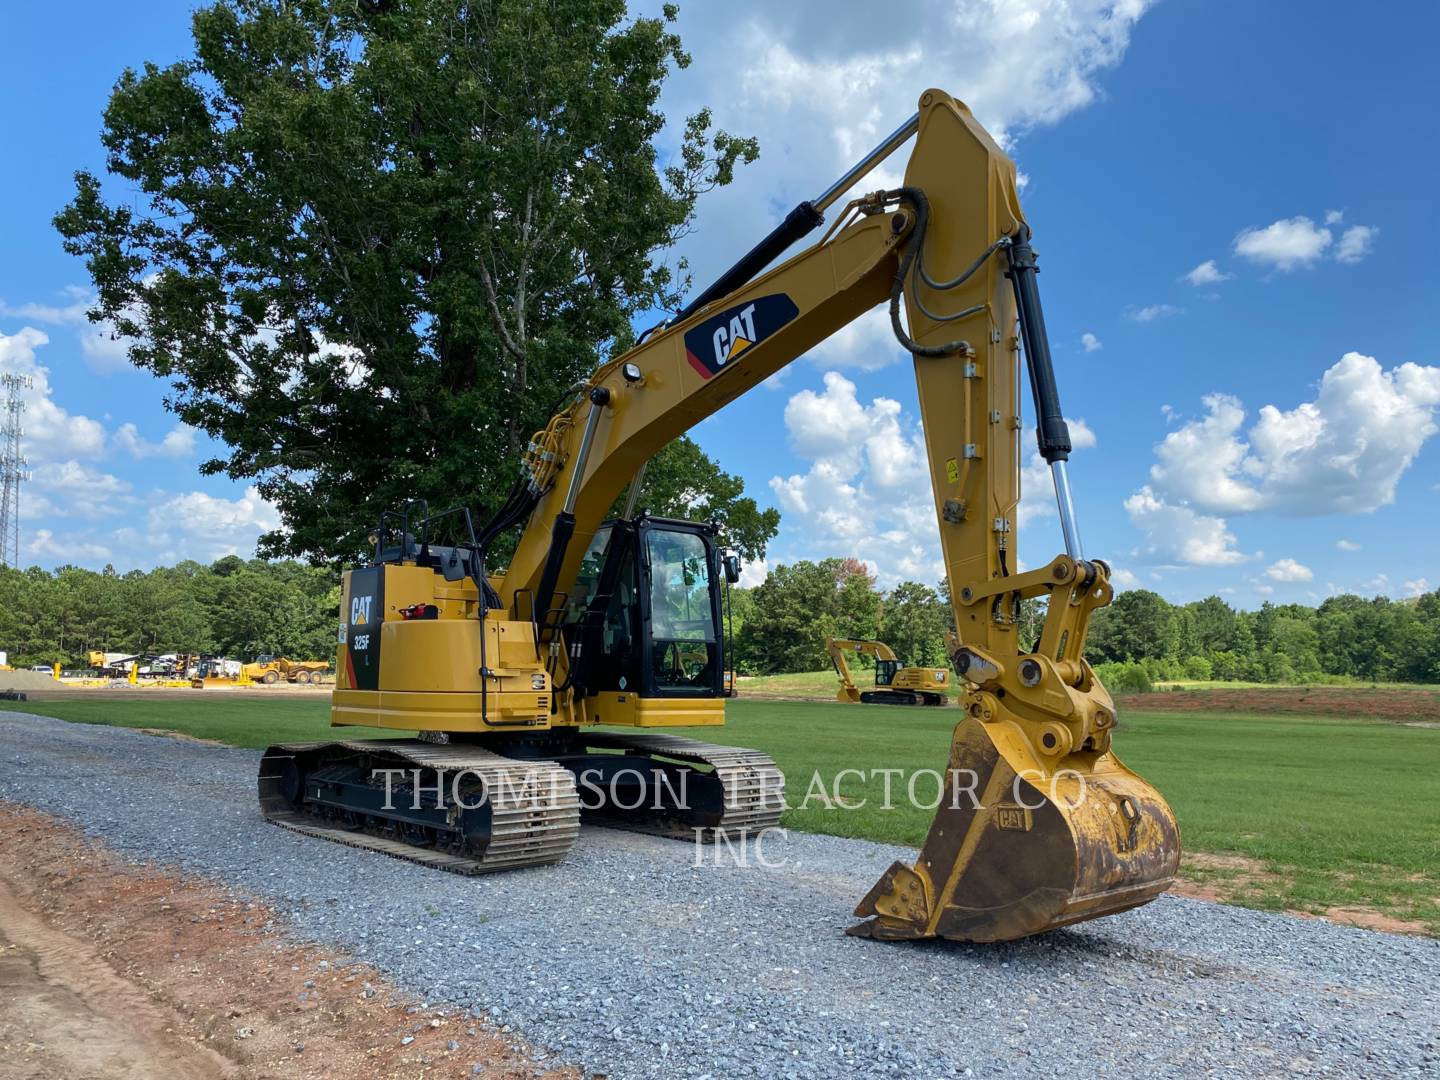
[1,0,1437,608]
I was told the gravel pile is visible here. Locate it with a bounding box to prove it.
[2,712,1437,1079]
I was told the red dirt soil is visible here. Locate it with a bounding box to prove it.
[0,803,581,1080]
[1120,686,1440,724]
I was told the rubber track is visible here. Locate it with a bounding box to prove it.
[582,732,786,840]
[259,740,580,875]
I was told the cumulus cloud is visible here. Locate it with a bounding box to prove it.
[1266,557,1313,582]
[0,327,107,462]
[767,371,1099,583]
[0,285,137,374]
[1183,259,1231,286]
[1147,353,1440,516]
[113,422,196,460]
[0,325,203,471]
[769,373,932,579]
[25,529,114,564]
[1336,538,1360,551]
[801,305,906,372]
[1123,485,1249,566]
[1232,215,1377,271]
[1081,332,1102,352]
[1126,303,1182,322]
[658,1,1155,295]
[1110,566,1141,589]
[1233,216,1332,271]
[1324,210,1344,226]
[1404,578,1432,598]
[0,286,91,324]
[1334,224,1378,264]
[148,486,279,549]
[27,461,137,522]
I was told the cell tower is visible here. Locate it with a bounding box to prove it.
[0,373,32,569]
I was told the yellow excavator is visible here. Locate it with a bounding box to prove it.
[259,89,1179,943]
[827,637,950,706]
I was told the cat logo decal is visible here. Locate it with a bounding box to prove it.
[683,294,799,379]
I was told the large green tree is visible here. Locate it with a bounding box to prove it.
[1088,589,1174,663]
[878,581,950,667]
[57,0,762,564]
[622,435,779,561]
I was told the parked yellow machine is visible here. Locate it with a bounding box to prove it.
[258,90,1179,943]
[242,656,330,685]
[826,637,949,706]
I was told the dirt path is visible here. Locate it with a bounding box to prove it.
[0,877,235,1080]
[0,806,579,1080]
[1121,686,1440,722]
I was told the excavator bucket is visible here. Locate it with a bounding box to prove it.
[849,714,1179,942]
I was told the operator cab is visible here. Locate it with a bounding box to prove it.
[874,659,900,686]
[564,516,735,700]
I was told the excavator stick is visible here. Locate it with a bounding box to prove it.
[850,716,1178,941]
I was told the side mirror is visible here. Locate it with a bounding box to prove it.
[721,549,742,586]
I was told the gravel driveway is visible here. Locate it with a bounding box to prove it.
[1,712,1436,1079]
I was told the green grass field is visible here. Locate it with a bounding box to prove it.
[3,692,1437,933]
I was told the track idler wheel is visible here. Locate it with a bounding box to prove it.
[849,715,1179,943]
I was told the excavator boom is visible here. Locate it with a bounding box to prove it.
[264,89,1178,943]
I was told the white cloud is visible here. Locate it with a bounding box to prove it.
[659,1,1155,292]
[25,529,114,564]
[1254,583,1275,596]
[801,304,906,371]
[1334,224,1378,264]
[1123,485,1249,566]
[0,326,108,461]
[1404,578,1432,598]
[1231,215,1378,271]
[1233,216,1332,271]
[1126,303,1182,322]
[1110,567,1141,590]
[737,555,769,589]
[1265,557,1313,582]
[1018,418,1095,527]
[1147,353,1440,516]
[1336,538,1360,551]
[79,326,135,373]
[1080,332,1102,352]
[0,285,138,374]
[150,485,279,543]
[1183,259,1231,286]
[1148,393,1263,513]
[0,286,91,324]
[113,422,196,459]
[768,373,940,584]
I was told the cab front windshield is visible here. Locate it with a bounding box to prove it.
[646,530,717,691]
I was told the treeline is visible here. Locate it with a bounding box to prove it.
[7,553,1436,687]
[728,558,1440,686]
[1086,589,1440,688]
[728,558,954,674]
[0,557,338,667]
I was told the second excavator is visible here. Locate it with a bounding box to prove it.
[258,89,1179,943]
[827,637,950,706]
